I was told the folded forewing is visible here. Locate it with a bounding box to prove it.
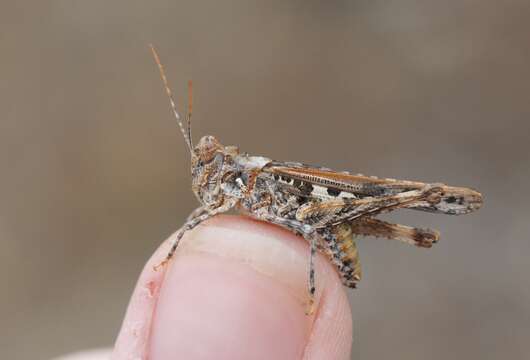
[264,161,482,215]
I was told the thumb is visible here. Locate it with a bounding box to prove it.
[111,215,352,360]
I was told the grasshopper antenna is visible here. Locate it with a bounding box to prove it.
[149,44,194,153]
[187,80,193,147]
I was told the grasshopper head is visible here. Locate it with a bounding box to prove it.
[190,135,239,205]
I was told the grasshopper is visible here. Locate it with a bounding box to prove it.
[150,46,483,314]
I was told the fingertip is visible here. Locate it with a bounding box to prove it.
[112,215,353,360]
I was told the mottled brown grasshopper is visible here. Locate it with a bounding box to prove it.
[150,46,483,313]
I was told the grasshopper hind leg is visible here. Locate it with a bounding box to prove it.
[319,223,362,289]
[350,217,440,248]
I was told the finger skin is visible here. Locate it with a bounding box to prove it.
[111,215,352,360]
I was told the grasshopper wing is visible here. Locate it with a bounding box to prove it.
[264,161,482,215]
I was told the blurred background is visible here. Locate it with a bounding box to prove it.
[1,1,529,359]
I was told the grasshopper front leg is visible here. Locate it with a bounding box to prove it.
[154,201,235,271]
[186,205,208,222]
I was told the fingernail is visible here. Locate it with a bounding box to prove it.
[148,216,320,360]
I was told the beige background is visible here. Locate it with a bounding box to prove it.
[1,1,529,359]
